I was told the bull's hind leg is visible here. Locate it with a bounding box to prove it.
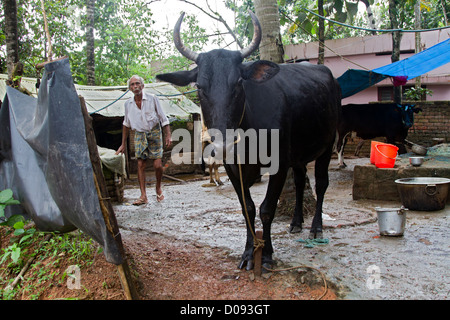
[289,166,307,233]
[214,163,223,185]
[310,148,333,239]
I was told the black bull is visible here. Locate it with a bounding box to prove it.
[157,12,341,270]
[336,103,422,168]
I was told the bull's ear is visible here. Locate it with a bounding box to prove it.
[156,67,198,86]
[241,60,280,83]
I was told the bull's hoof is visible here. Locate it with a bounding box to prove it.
[309,230,323,239]
[238,259,254,271]
[338,163,347,169]
[201,183,216,187]
[289,225,302,233]
[262,262,273,273]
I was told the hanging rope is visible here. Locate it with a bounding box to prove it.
[88,90,130,115]
[280,9,371,70]
[88,88,199,115]
[297,6,450,33]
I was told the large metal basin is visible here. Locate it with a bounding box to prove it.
[395,177,450,211]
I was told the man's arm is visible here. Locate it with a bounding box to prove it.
[162,124,172,148]
[116,125,130,155]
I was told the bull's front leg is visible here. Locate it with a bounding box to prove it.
[238,195,257,270]
[223,164,257,270]
[259,167,288,271]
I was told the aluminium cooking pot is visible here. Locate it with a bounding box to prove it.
[395,177,450,211]
[411,144,428,156]
[409,156,424,167]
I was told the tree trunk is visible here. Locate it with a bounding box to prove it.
[414,0,421,89]
[389,0,402,104]
[86,0,96,85]
[277,168,316,217]
[440,0,448,26]
[360,0,377,34]
[317,0,325,65]
[253,0,315,217]
[3,0,19,80]
[253,0,284,63]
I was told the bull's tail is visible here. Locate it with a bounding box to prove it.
[334,131,351,168]
[332,130,339,154]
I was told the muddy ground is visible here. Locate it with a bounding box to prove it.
[114,158,449,300]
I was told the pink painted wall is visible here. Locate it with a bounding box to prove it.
[284,30,450,104]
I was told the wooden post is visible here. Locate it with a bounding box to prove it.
[253,230,263,277]
[80,96,139,300]
[39,0,53,61]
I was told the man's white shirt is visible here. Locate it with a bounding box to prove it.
[123,92,169,132]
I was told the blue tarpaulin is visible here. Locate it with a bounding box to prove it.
[338,38,450,98]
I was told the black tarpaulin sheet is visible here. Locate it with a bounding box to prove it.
[0,58,123,265]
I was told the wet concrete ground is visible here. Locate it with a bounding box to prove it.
[114,158,449,300]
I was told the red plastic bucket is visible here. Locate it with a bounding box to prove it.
[374,143,398,168]
[370,141,383,164]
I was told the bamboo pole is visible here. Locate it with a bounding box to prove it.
[253,230,263,277]
[79,96,139,300]
[39,0,53,61]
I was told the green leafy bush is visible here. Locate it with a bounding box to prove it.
[404,87,433,101]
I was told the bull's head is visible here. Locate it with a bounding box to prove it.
[156,12,280,159]
[397,104,422,129]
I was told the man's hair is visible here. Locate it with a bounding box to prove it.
[127,75,145,89]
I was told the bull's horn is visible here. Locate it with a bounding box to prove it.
[173,11,260,61]
[240,11,262,59]
[173,12,199,62]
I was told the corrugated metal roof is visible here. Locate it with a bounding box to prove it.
[0,74,38,98]
[1,74,200,120]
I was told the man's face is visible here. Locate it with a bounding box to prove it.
[129,77,143,96]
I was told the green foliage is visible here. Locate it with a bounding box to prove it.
[278,0,376,42]
[0,189,99,299]
[404,86,433,101]
[0,189,35,266]
[0,189,20,218]
[0,228,101,300]
[2,0,448,85]
[1,0,214,85]
[225,0,257,49]
[360,0,448,31]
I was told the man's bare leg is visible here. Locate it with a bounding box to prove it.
[154,158,164,201]
[135,158,148,204]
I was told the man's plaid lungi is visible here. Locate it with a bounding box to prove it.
[134,124,163,160]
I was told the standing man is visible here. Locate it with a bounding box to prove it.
[116,75,172,205]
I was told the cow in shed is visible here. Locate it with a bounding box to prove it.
[336,103,421,168]
[201,122,223,187]
[156,12,341,271]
